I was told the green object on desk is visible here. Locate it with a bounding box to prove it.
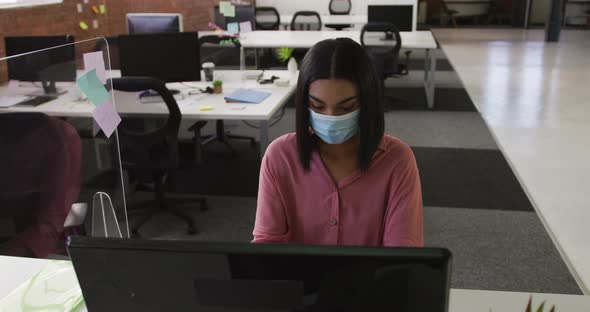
[0,261,84,311]
[213,80,223,87]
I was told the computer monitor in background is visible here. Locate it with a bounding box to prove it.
[213,5,255,30]
[68,237,452,312]
[5,35,76,95]
[368,5,414,32]
[118,32,201,85]
[126,13,183,34]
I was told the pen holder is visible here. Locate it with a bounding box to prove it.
[213,80,223,94]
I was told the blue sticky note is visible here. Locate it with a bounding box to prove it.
[77,69,109,106]
[227,22,239,34]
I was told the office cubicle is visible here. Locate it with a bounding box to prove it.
[0,38,129,258]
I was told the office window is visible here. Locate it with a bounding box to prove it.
[0,0,63,9]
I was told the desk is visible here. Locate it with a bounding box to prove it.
[2,255,590,311]
[0,70,295,156]
[239,30,439,108]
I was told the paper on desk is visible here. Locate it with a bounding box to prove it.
[0,261,84,311]
[227,22,239,34]
[77,69,109,106]
[76,3,82,13]
[92,97,121,138]
[99,4,106,14]
[219,1,235,17]
[83,51,106,84]
[0,96,29,108]
[79,21,89,30]
[239,21,252,33]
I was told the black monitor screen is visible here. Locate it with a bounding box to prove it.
[127,14,182,34]
[5,35,76,83]
[214,6,255,30]
[368,5,414,32]
[118,32,200,82]
[68,237,452,312]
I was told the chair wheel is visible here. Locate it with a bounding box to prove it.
[187,226,197,235]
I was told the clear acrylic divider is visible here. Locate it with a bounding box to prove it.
[0,37,129,259]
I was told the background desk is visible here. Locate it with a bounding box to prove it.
[238,30,439,108]
[0,70,295,156]
[2,255,590,311]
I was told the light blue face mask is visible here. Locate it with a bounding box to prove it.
[309,108,360,144]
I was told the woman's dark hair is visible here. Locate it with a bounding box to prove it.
[295,38,385,171]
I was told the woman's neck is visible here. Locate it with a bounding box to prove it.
[317,135,360,161]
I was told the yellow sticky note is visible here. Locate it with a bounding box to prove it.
[99,4,106,14]
[199,105,213,111]
[92,5,99,14]
[79,21,89,30]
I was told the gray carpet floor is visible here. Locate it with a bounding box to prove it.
[138,196,581,294]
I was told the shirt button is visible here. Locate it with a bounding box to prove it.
[329,218,338,226]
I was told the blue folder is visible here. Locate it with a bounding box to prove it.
[224,89,271,104]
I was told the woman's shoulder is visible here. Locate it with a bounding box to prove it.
[263,133,299,165]
[377,135,417,167]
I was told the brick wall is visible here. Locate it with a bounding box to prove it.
[0,0,225,82]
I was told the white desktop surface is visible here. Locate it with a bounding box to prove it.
[434,29,590,294]
[238,30,437,49]
[0,70,295,121]
[2,255,590,311]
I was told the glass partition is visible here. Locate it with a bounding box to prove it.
[0,37,129,259]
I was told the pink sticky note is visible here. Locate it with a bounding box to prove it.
[8,80,18,91]
[239,21,252,33]
[92,98,121,139]
[83,51,106,84]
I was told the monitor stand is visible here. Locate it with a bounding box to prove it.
[379,32,396,42]
[27,81,67,97]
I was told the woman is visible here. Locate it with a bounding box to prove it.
[253,38,423,247]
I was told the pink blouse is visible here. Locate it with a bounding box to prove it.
[253,133,423,247]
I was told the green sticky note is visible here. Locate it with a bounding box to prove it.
[219,1,235,17]
[77,69,110,106]
[79,21,89,30]
[99,4,106,14]
[227,22,239,34]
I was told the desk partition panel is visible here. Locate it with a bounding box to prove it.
[0,38,129,259]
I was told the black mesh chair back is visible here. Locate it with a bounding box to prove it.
[360,23,403,79]
[255,6,281,30]
[329,0,352,14]
[291,11,322,31]
[108,77,181,177]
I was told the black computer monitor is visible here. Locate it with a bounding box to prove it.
[68,236,452,312]
[5,35,76,95]
[214,5,255,30]
[126,13,183,34]
[118,32,201,83]
[368,5,414,32]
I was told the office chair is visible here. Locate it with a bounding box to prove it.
[191,35,257,163]
[439,0,458,27]
[291,11,322,30]
[326,0,353,30]
[360,23,411,110]
[0,113,82,258]
[255,6,281,30]
[109,77,207,236]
